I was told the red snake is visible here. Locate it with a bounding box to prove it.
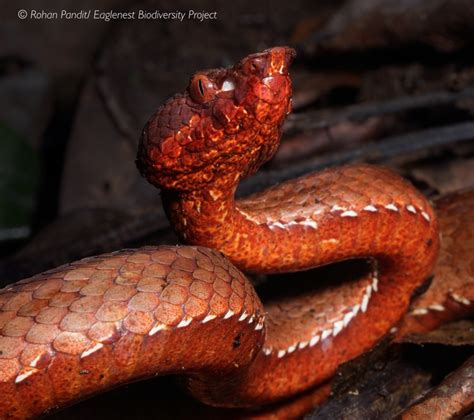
[0,47,472,418]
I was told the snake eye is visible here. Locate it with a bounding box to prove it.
[189,74,217,104]
[243,57,265,75]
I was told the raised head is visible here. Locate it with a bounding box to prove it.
[137,47,295,192]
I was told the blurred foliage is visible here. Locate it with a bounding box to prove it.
[0,122,39,242]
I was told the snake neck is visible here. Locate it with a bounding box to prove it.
[161,173,297,274]
[161,173,246,250]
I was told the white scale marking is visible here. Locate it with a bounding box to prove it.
[287,344,297,353]
[277,349,286,358]
[81,343,104,359]
[309,335,320,347]
[238,312,248,321]
[385,203,399,212]
[341,210,358,218]
[240,200,430,235]
[372,276,378,292]
[15,370,36,384]
[333,320,344,336]
[248,315,255,324]
[236,208,256,223]
[343,311,354,327]
[263,347,272,356]
[29,354,43,368]
[361,294,369,313]
[352,304,360,316]
[255,319,264,330]
[177,317,193,328]
[269,222,286,230]
[202,314,216,323]
[300,219,318,229]
[224,310,234,319]
[330,205,347,212]
[149,323,167,335]
[321,329,332,340]
[428,304,445,311]
[451,293,471,305]
[363,205,378,212]
[411,308,429,316]
[298,341,309,349]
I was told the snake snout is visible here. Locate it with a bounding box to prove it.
[265,46,296,77]
[240,47,296,79]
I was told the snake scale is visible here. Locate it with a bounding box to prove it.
[0,47,472,419]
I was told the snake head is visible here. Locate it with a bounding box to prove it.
[137,47,295,192]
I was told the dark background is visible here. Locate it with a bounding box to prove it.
[1,0,473,418]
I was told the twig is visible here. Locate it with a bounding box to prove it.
[239,122,474,196]
[401,355,474,419]
[285,88,474,131]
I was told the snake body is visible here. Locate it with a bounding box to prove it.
[0,47,472,418]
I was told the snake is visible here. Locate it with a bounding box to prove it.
[0,47,473,419]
